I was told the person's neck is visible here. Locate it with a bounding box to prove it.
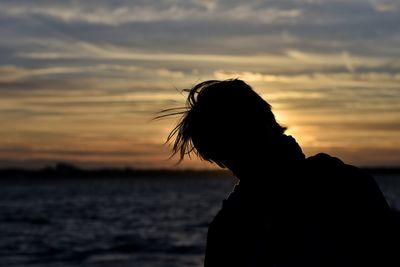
[229,158,287,180]
[227,136,306,181]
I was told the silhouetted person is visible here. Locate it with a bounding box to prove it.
[162,79,398,266]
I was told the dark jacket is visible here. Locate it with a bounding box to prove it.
[204,153,397,267]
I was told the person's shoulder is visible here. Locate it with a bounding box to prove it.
[305,153,390,208]
[305,153,344,167]
[305,152,364,176]
[303,152,376,193]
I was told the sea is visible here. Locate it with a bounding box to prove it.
[0,174,399,267]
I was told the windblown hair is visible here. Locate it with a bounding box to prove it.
[157,79,286,166]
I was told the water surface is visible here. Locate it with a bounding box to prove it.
[0,175,398,267]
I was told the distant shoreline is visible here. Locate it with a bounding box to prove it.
[0,162,399,180]
[0,162,231,180]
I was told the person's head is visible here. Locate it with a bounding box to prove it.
[164,79,286,168]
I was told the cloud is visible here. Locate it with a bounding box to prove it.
[0,64,185,83]
[213,70,400,85]
[370,0,400,13]
[198,0,218,11]
[0,2,303,25]
[1,1,399,63]
[0,0,400,167]
[0,65,89,82]
[15,40,396,75]
[1,4,194,25]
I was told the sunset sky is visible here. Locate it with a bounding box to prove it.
[0,0,399,169]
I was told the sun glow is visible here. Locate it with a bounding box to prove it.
[0,0,399,168]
